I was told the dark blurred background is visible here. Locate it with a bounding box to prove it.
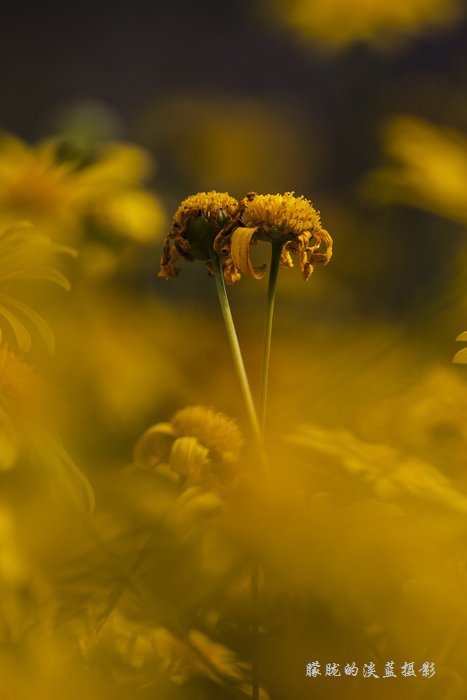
[3,0,467,319]
[3,0,467,443]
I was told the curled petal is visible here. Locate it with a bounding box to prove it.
[309,229,333,265]
[169,436,210,478]
[300,251,313,282]
[300,228,333,281]
[204,258,241,285]
[159,240,183,280]
[133,423,176,469]
[279,247,294,269]
[230,227,267,280]
[222,259,241,286]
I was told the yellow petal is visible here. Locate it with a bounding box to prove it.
[73,143,153,196]
[133,423,176,469]
[279,247,294,269]
[455,331,467,341]
[31,427,95,514]
[92,189,165,243]
[309,228,333,264]
[0,294,55,354]
[1,267,72,290]
[0,301,32,353]
[453,347,467,364]
[169,436,209,478]
[230,227,267,280]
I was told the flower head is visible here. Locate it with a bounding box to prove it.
[363,116,467,224]
[264,0,461,51]
[159,191,245,285]
[0,221,76,353]
[172,405,244,460]
[0,131,165,250]
[134,405,244,484]
[226,192,332,281]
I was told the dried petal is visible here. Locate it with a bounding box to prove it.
[230,227,267,279]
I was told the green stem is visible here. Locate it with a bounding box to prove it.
[251,242,282,700]
[259,242,282,434]
[208,246,263,455]
[209,245,265,700]
[209,244,282,700]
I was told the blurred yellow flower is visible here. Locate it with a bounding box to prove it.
[227,192,332,281]
[357,365,467,479]
[139,94,319,196]
[159,191,244,285]
[0,344,47,470]
[289,423,467,512]
[0,221,76,353]
[152,627,253,689]
[80,614,270,697]
[363,116,467,223]
[0,131,165,248]
[172,405,244,458]
[264,0,461,50]
[134,405,244,485]
[0,342,94,512]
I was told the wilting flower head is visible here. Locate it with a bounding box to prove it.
[0,221,76,353]
[0,344,48,470]
[134,405,244,484]
[225,192,332,281]
[159,191,245,285]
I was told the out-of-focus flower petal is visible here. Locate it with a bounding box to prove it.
[133,422,176,469]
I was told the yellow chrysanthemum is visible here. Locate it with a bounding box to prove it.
[0,131,165,248]
[226,192,332,281]
[172,405,244,460]
[264,0,461,50]
[134,405,244,484]
[363,116,467,224]
[159,191,245,285]
[0,344,48,470]
[0,221,76,353]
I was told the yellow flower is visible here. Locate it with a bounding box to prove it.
[0,221,76,353]
[152,627,250,686]
[227,192,332,281]
[0,344,48,470]
[172,405,244,458]
[159,191,245,285]
[0,131,165,247]
[288,423,467,512]
[362,116,467,223]
[134,405,244,484]
[263,0,461,50]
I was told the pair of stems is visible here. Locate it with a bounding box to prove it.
[209,240,282,440]
[209,241,282,700]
